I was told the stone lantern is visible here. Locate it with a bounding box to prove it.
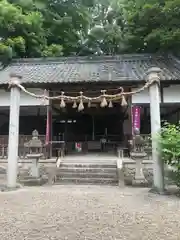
[24,130,43,178]
[130,129,148,186]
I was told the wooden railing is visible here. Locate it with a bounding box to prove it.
[0,135,47,159]
[0,134,152,159]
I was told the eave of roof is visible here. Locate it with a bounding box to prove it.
[0,53,180,85]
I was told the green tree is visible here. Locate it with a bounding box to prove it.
[79,0,128,55]
[0,0,47,62]
[124,0,180,53]
[0,0,95,62]
[1,0,180,61]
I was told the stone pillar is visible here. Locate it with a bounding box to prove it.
[146,67,165,193]
[7,74,21,188]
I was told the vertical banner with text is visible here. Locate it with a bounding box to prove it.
[45,105,52,145]
[132,105,141,134]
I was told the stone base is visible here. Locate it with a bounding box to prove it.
[132,178,149,187]
[118,180,125,187]
[149,187,168,195]
[117,168,125,187]
[0,184,21,192]
[19,176,48,186]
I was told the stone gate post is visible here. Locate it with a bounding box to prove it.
[146,67,165,193]
[7,73,21,188]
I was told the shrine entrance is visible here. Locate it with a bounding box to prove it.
[51,101,128,157]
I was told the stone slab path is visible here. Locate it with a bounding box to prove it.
[0,186,180,240]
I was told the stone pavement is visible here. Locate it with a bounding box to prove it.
[0,186,180,240]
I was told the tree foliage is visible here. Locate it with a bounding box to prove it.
[0,0,95,61]
[0,0,180,62]
[159,122,180,187]
[79,0,128,55]
[125,0,180,54]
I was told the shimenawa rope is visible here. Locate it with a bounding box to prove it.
[8,75,160,109]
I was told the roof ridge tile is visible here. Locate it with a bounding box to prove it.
[10,53,163,65]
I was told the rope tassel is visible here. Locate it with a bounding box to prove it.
[121,95,127,106]
[100,90,107,107]
[108,100,113,108]
[78,92,84,111]
[72,100,77,108]
[88,100,91,108]
[60,91,66,108]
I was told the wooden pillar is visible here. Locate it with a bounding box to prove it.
[49,92,53,159]
[128,94,133,138]
[7,74,21,188]
[146,67,165,193]
[123,93,132,140]
[46,102,52,159]
[92,115,95,141]
[49,101,53,158]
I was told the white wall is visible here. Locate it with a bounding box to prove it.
[132,88,161,104]
[163,85,180,103]
[0,88,49,106]
[132,85,180,104]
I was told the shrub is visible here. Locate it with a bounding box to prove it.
[159,122,180,187]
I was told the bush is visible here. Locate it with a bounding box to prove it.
[159,122,180,187]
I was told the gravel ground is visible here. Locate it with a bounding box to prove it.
[0,186,180,240]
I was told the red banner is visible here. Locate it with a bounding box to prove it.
[45,106,51,145]
[132,106,141,133]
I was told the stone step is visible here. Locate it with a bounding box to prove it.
[57,160,118,185]
[58,167,117,173]
[56,172,117,179]
[62,160,117,163]
[19,175,39,180]
[55,177,118,185]
[60,163,117,169]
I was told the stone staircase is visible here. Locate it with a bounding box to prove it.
[54,155,118,185]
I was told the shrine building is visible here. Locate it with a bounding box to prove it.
[0,53,180,159]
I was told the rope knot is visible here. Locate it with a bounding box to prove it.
[8,80,20,89]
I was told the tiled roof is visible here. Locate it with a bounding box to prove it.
[0,54,180,85]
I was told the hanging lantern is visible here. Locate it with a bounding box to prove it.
[121,95,127,106]
[72,100,77,108]
[78,92,84,111]
[108,100,113,108]
[60,91,66,108]
[100,90,107,107]
[88,100,91,108]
